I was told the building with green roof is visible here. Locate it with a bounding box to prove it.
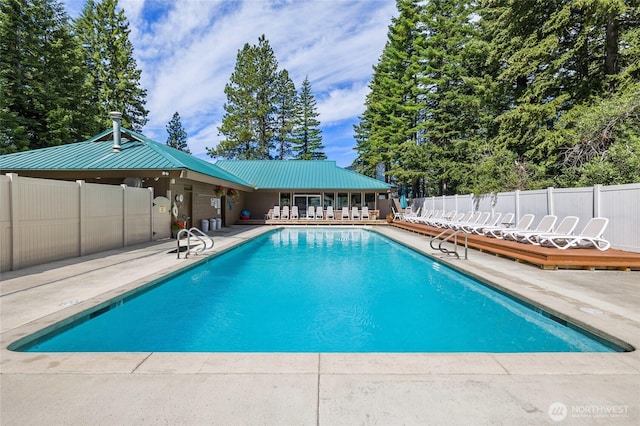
[1,119,393,227]
[216,160,392,220]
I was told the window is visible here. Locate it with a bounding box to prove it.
[279,192,291,207]
[350,193,362,208]
[365,193,376,209]
[323,192,334,208]
[337,193,349,209]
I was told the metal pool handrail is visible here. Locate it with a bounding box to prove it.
[430,229,468,260]
[176,227,214,259]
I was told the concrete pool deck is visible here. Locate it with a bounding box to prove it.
[1,225,638,425]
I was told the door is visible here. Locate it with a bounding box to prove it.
[152,196,171,240]
[294,195,321,217]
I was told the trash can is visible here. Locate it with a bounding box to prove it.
[216,218,222,229]
[201,219,209,232]
[209,218,216,230]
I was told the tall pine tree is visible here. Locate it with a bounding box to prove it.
[166,112,190,153]
[1,0,92,153]
[292,76,325,160]
[274,69,296,160]
[480,0,640,189]
[354,0,430,191]
[75,0,148,133]
[215,35,279,159]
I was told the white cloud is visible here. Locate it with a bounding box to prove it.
[63,0,397,167]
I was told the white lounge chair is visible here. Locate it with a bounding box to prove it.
[403,206,421,221]
[291,205,299,219]
[282,205,290,219]
[454,211,490,231]
[306,205,315,219]
[537,217,610,251]
[361,206,370,220]
[341,207,349,220]
[476,213,515,236]
[447,211,481,230]
[427,210,459,227]
[486,214,535,238]
[392,207,404,220]
[411,209,435,224]
[461,212,500,234]
[455,212,491,233]
[524,216,579,245]
[433,211,465,228]
[315,206,324,220]
[326,206,335,220]
[272,206,281,220]
[502,214,557,241]
[351,207,360,220]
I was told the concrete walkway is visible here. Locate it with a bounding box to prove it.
[1,225,638,425]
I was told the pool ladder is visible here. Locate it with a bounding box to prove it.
[176,227,214,259]
[430,229,468,260]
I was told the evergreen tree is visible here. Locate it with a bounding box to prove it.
[292,76,325,160]
[214,35,279,159]
[0,0,92,153]
[75,0,148,133]
[480,0,640,189]
[165,111,190,153]
[274,69,296,160]
[413,0,484,195]
[353,0,423,186]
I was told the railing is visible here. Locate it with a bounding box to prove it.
[430,229,468,260]
[176,227,214,259]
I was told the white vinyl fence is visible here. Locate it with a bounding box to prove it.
[1,174,154,272]
[412,183,640,253]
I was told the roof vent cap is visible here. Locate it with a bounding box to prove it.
[110,112,123,153]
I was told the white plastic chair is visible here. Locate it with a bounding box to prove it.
[502,215,557,241]
[326,206,335,220]
[351,207,360,220]
[306,205,315,219]
[361,207,370,220]
[486,214,535,238]
[537,217,610,251]
[341,207,349,220]
[525,216,579,245]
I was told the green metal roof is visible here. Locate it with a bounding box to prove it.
[0,128,251,187]
[216,160,392,190]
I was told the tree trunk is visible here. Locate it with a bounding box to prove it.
[605,13,619,91]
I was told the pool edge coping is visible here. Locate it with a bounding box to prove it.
[1,225,639,376]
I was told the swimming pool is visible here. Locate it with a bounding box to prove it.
[15,228,623,353]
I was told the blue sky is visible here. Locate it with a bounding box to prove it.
[63,0,397,167]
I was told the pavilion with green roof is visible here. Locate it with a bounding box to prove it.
[1,123,393,227]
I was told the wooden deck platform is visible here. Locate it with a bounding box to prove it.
[391,221,640,271]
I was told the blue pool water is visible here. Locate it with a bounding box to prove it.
[19,228,619,352]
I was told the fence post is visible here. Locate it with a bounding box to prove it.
[593,184,602,217]
[515,189,521,220]
[148,187,154,241]
[77,180,86,256]
[121,184,128,247]
[7,173,17,270]
[547,187,554,215]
